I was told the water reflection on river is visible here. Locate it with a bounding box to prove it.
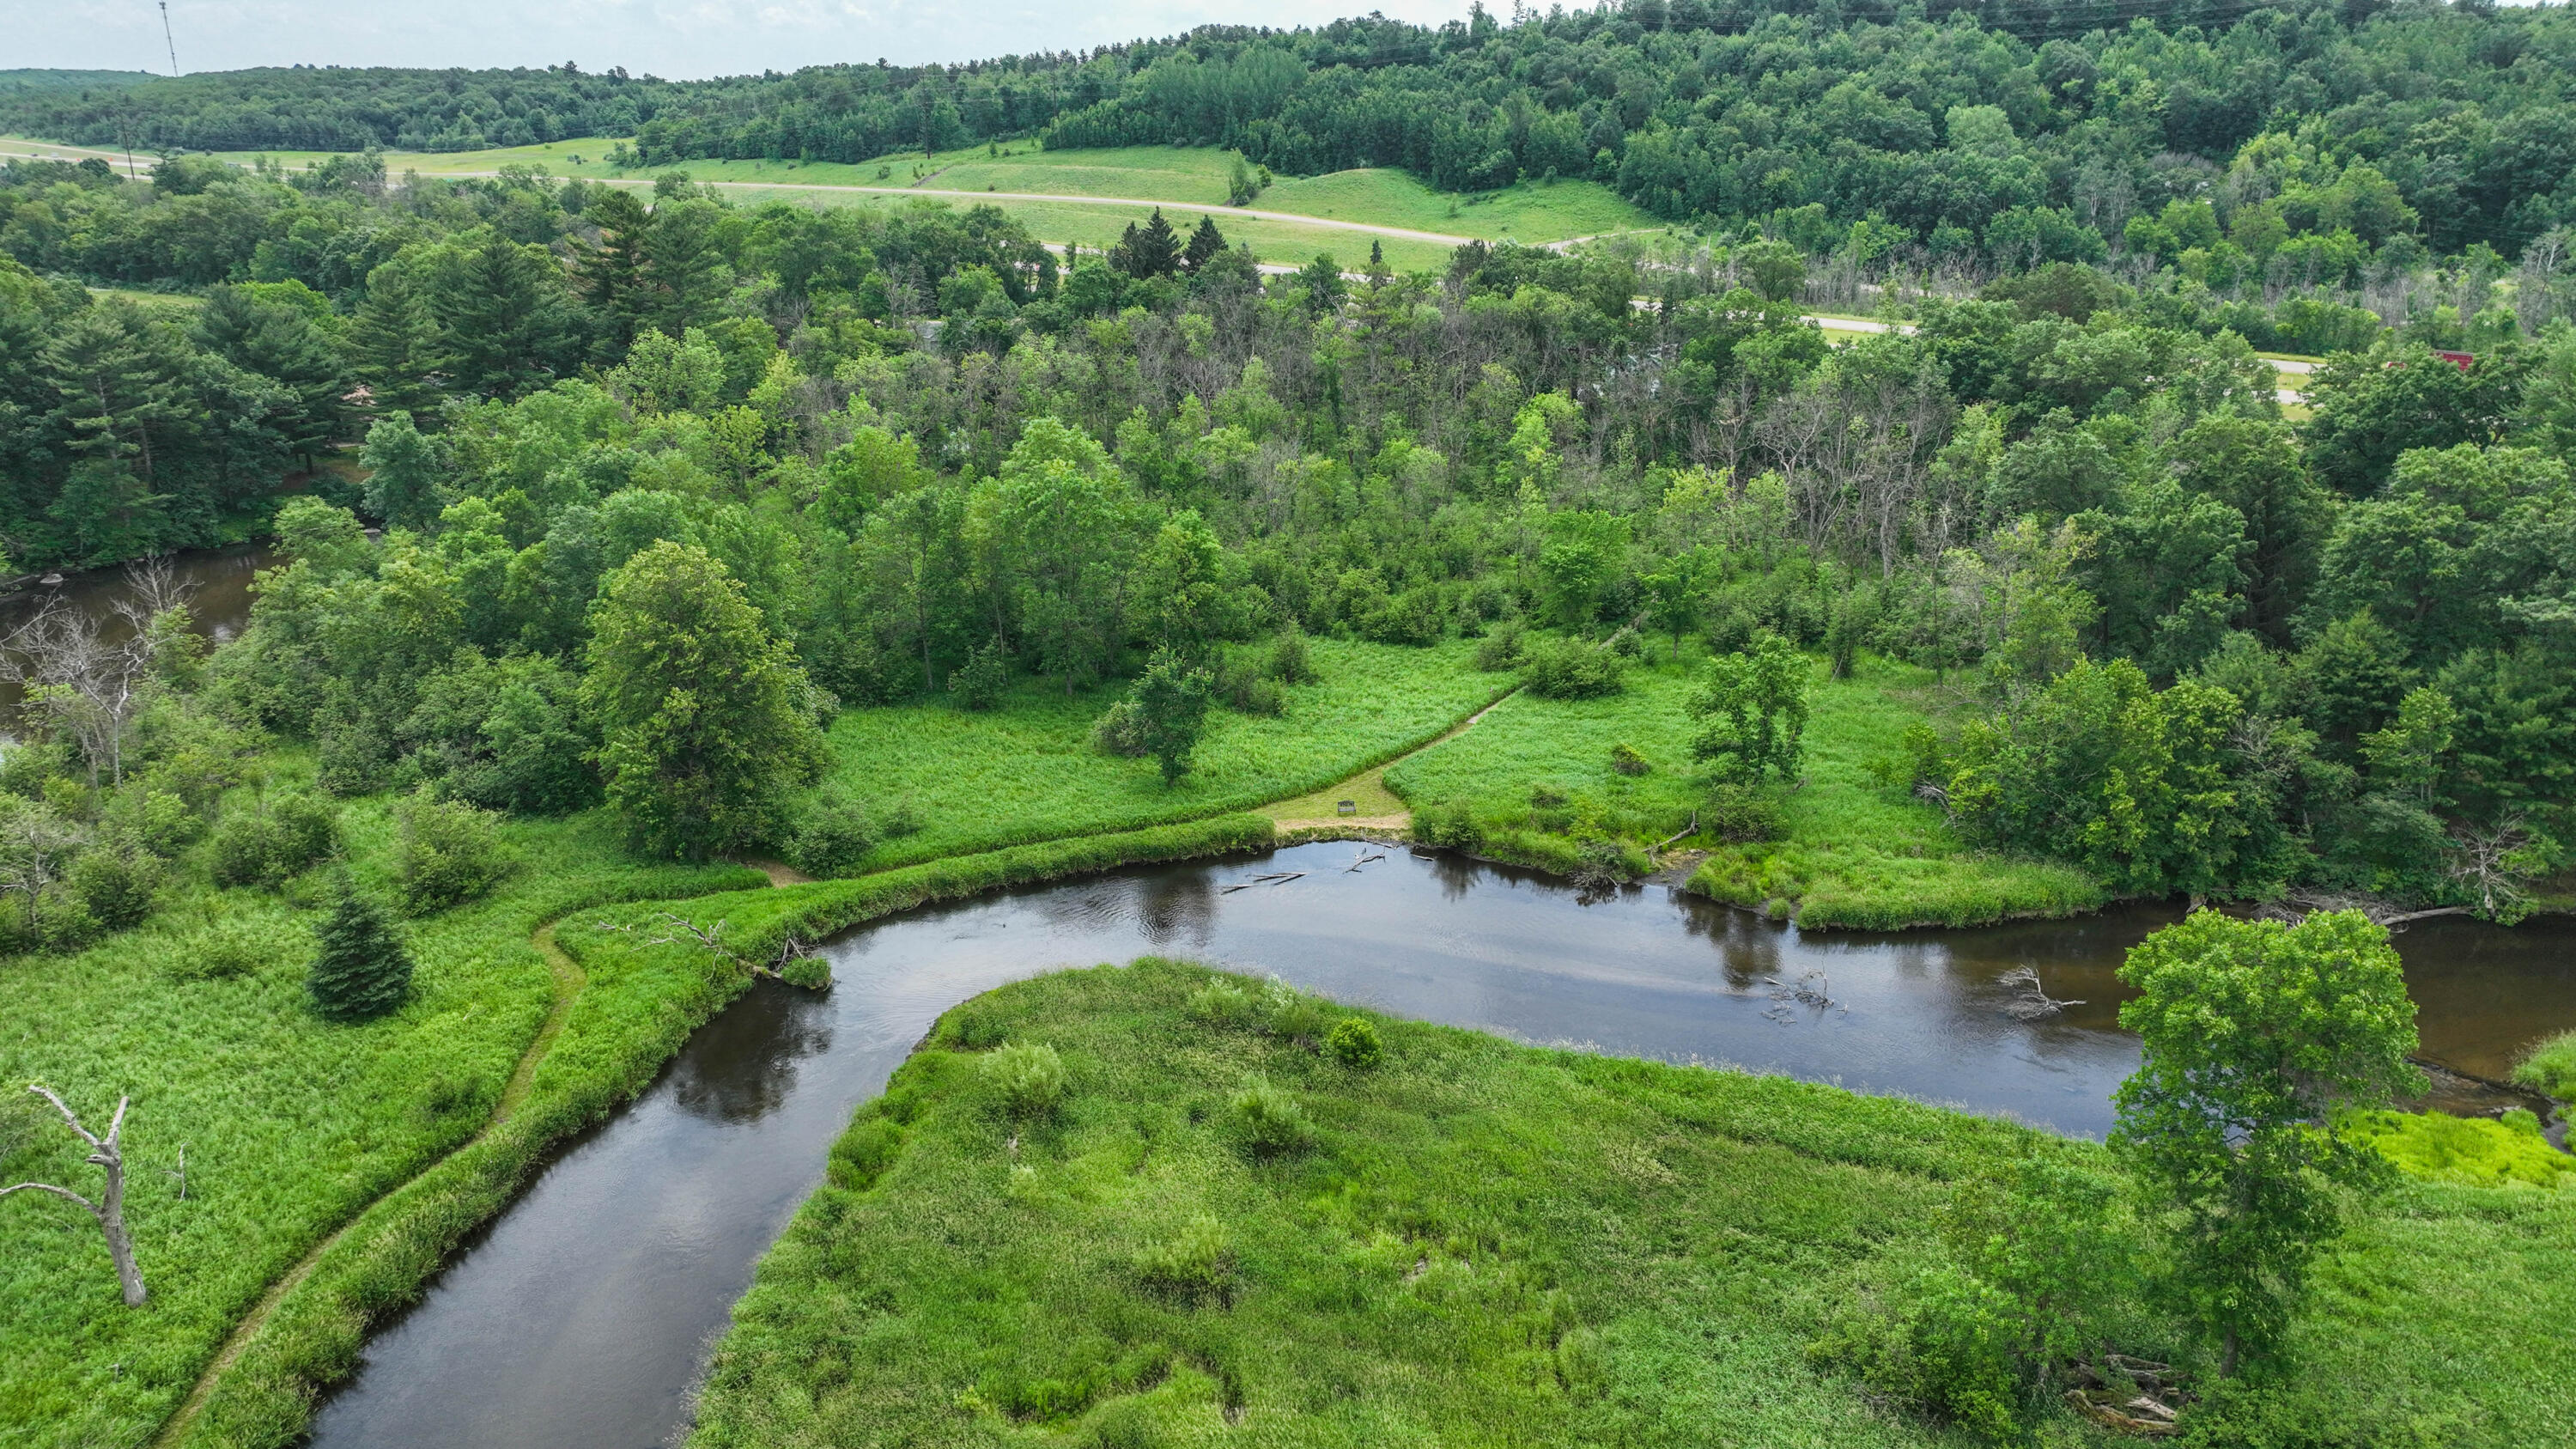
[302,843,2575,1449]
[0,543,274,721]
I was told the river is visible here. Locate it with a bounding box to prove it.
[13,547,2569,1446]
[0,543,276,721]
[300,843,2576,1449]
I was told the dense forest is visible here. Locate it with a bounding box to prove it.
[3,118,2573,942]
[4,0,2576,937]
[9,0,2576,260]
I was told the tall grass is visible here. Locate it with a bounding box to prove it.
[0,807,756,1449]
[687,962,2576,1447]
[1388,649,2100,927]
[822,638,1499,871]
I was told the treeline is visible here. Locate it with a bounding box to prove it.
[14,0,2576,268]
[3,136,2573,933]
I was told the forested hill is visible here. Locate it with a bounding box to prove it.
[9,0,2576,255]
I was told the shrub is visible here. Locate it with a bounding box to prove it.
[1185,980,1254,1028]
[1090,700,1146,757]
[1230,1075,1314,1156]
[393,793,515,916]
[1703,782,1786,844]
[68,842,158,930]
[1326,1015,1383,1068]
[416,1071,494,1124]
[112,788,201,855]
[1519,636,1625,699]
[1134,1214,1232,1295]
[1267,623,1316,685]
[791,788,880,876]
[2513,1031,2576,1104]
[1473,621,1526,673]
[1609,742,1649,776]
[171,916,270,981]
[1261,981,1333,1043]
[307,877,415,1022]
[948,638,1011,710]
[1215,655,1286,716]
[982,1041,1069,1119]
[1571,838,1645,888]
[1413,799,1480,849]
[210,792,339,889]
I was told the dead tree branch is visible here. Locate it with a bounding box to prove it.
[2,1085,147,1306]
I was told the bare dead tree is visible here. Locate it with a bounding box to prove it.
[0,795,87,935]
[1757,383,1852,557]
[3,1086,148,1306]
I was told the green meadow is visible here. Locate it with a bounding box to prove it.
[823,637,1504,872]
[1387,650,2103,927]
[0,791,756,1446]
[685,958,2576,1449]
[185,137,1661,270]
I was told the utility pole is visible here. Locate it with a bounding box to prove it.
[161,3,179,76]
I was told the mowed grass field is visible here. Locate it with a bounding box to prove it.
[821,638,1504,873]
[0,792,756,1447]
[685,959,2576,1449]
[173,137,1662,268]
[1387,649,2103,928]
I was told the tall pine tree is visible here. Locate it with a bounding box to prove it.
[1182,216,1226,275]
[308,877,416,1021]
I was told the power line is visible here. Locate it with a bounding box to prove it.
[160,3,179,77]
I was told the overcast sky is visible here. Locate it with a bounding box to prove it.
[21,0,1484,80]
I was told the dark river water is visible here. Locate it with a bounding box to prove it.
[13,548,2569,1448]
[0,544,274,720]
[301,843,2576,1449]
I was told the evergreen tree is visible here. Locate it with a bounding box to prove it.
[1121,210,1182,280]
[1182,215,1226,275]
[347,258,447,416]
[307,876,416,1021]
[579,186,657,351]
[195,285,350,469]
[430,233,580,400]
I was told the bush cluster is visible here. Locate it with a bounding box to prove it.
[1519,637,1625,699]
[210,792,338,889]
[393,792,516,915]
[982,1041,1070,1119]
[1230,1074,1314,1157]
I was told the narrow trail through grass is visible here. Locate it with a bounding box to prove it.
[1262,691,1516,830]
[153,906,668,1449]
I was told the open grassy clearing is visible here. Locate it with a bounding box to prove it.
[1385,649,2101,927]
[190,137,1649,252]
[0,787,756,1448]
[686,959,2576,1449]
[821,638,1502,873]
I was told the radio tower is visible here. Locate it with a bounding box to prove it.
[160,3,179,76]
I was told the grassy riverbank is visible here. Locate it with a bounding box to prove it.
[685,959,2576,1449]
[171,815,1276,1449]
[0,802,758,1447]
[1385,650,2102,927]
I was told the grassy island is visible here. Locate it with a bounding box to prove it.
[685,959,2576,1449]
